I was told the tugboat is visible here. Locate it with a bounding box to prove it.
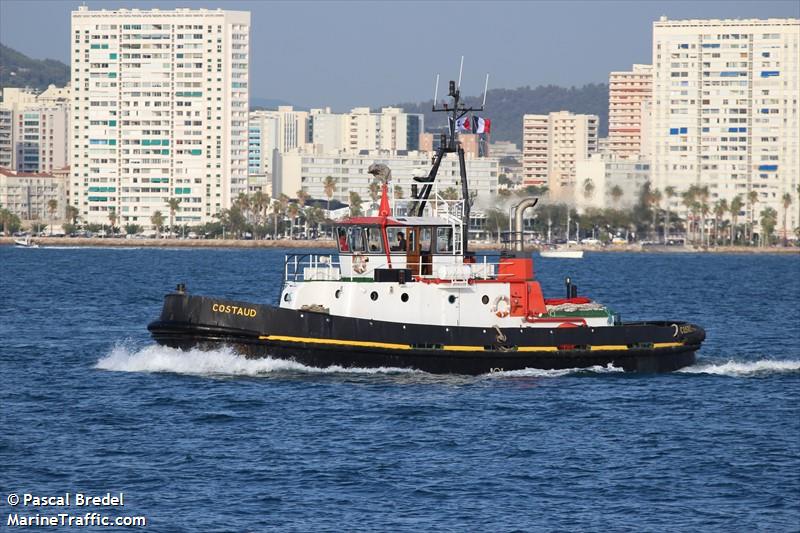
[148,75,704,375]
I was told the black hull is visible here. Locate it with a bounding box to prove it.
[148,294,705,375]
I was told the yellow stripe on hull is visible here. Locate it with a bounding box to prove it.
[259,335,684,352]
[261,335,411,351]
[589,345,629,351]
[653,342,684,349]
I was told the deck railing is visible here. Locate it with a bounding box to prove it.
[283,253,522,285]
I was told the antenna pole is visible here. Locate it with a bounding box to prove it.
[433,74,439,110]
[457,56,464,88]
[482,74,489,109]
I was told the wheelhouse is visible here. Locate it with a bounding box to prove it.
[334,216,464,278]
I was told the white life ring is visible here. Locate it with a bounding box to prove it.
[492,295,511,318]
[352,253,368,274]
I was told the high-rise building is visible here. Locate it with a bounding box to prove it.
[247,111,279,176]
[0,86,70,174]
[522,111,599,196]
[608,64,652,158]
[651,17,800,234]
[70,7,250,227]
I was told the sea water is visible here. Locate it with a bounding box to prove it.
[1,248,798,531]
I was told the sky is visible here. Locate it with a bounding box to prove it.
[1,0,798,110]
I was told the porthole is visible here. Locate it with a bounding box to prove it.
[448,295,457,304]
[481,295,489,305]
[370,291,378,301]
[335,289,341,299]
[401,293,409,302]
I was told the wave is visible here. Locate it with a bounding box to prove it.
[486,364,625,378]
[678,359,800,377]
[95,344,419,377]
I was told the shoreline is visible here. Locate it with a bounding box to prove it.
[2,236,798,254]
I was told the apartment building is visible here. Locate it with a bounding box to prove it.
[0,86,70,173]
[70,7,250,227]
[308,107,423,153]
[608,64,652,158]
[651,16,799,234]
[522,111,599,197]
[0,167,67,221]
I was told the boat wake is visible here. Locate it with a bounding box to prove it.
[678,358,800,377]
[486,364,625,379]
[95,343,420,377]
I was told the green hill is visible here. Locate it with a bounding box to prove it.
[0,44,69,92]
[395,83,609,147]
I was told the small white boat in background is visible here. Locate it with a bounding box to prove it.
[14,236,39,248]
[539,247,584,259]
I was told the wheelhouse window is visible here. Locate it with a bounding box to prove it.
[365,226,383,253]
[336,227,350,252]
[420,227,432,253]
[348,227,366,252]
[436,227,454,253]
[387,227,407,252]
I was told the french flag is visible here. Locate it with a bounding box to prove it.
[474,116,491,134]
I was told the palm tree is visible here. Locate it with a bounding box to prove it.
[781,192,792,246]
[699,201,710,247]
[276,194,290,238]
[610,185,623,208]
[747,190,759,244]
[46,199,58,235]
[760,207,778,247]
[167,198,181,237]
[150,210,164,237]
[65,205,80,225]
[271,199,283,238]
[582,178,595,206]
[287,202,299,239]
[713,199,728,246]
[681,187,698,243]
[367,180,381,207]
[295,189,311,235]
[696,186,710,246]
[729,195,744,245]
[251,190,270,238]
[441,187,459,201]
[107,209,118,235]
[663,186,676,244]
[323,175,338,213]
[349,191,363,217]
[234,193,251,228]
[648,188,662,241]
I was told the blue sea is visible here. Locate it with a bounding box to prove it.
[1,247,799,531]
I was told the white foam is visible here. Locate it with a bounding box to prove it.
[95,343,419,376]
[485,363,625,378]
[678,359,800,377]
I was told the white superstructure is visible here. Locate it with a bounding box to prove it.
[651,16,800,233]
[69,6,250,227]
